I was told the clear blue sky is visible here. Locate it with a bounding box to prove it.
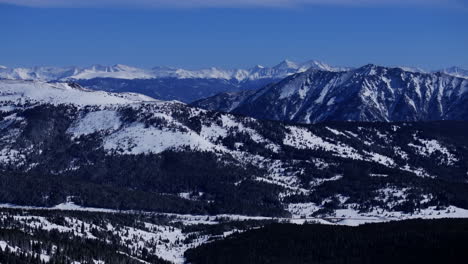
[1,0,467,70]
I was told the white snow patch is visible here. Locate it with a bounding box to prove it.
[326,127,348,137]
[310,175,343,187]
[104,124,220,155]
[369,173,388,177]
[68,110,122,137]
[401,165,434,178]
[0,148,24,165]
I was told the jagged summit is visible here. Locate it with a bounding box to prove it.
[274,59,299,70]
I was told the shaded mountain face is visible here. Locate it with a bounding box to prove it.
[1,80,468,218]
[74,77,275,103]
[193,65,468,123]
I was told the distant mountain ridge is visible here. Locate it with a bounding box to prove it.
[1,62,465,82]
[192,64,468,123]
[0,60,348,103]
[2,62,466,103]
[0,60,346,82]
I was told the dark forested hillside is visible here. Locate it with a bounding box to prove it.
[185,219,468,264]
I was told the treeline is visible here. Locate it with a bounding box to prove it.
[185,218,468,264]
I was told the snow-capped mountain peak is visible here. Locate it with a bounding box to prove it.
[274,59,299,70]
[299,60,334,72]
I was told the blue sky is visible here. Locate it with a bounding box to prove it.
[1,0,467,69]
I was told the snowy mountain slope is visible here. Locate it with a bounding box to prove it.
[0,80,158,106]
[69,64,156,80]
[0,208,208,264]
[0,66,81,81]
[0,64,146,81]
[1,79,468,219]
[193,64,468,123]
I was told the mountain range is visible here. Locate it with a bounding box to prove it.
[1,79,468,219]
[2,61,466,103]
[0,60,344,103]
[0,60,346,82]
[1,60,465,82]
[193,64,468,123]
